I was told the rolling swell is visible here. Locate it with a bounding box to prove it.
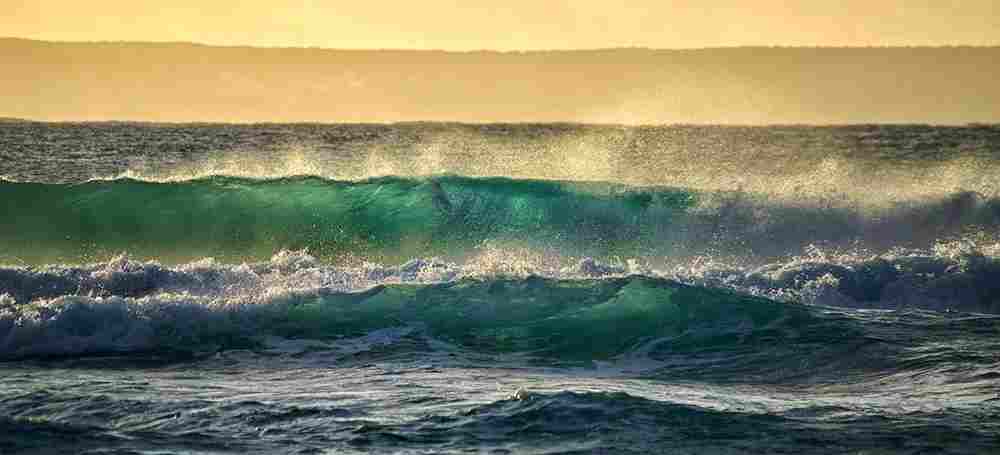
[2,390,995,454]
[356,391,999,454]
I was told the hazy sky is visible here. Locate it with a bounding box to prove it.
[4,0,999,50]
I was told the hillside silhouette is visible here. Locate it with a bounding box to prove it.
[3,38,998,124]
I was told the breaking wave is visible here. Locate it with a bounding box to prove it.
[1,175,998,266]
[2,173,999,365]
[2,251,999,368]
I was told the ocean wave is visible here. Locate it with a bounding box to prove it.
[688,244,1000,314]
[1,175,998,266]
[3,241,999,311]
[2,252,998,381]
[3,388,996,454]
[0,273,802,361]
[0,175,690,265]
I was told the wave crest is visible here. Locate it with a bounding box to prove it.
[2,175,999,267]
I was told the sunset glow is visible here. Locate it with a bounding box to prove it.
[4,0,999,50]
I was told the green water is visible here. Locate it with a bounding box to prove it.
[0,176,693,265]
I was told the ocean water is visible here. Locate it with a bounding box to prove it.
[1,122,999,454]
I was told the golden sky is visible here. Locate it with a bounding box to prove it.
[4,0,999,50]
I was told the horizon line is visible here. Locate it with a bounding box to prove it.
[2,117,997,128]
[4,36,1000,53]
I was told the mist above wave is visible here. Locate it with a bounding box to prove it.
[5,123,999,202]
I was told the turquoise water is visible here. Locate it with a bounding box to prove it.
[1,122,999,454]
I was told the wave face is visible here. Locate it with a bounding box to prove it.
[0,176,695,265]
[3,175,999,266]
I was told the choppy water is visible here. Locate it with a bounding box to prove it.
[1,122,999,454]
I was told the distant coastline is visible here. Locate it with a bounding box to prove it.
[4,36,998,52]
[3,38,999,124]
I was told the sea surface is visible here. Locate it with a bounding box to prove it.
[1,122,999,454]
